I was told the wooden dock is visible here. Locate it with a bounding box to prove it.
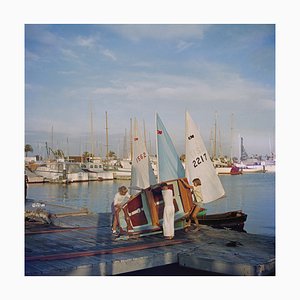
[25,200,275,276]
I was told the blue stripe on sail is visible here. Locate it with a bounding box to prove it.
[156,113,185,181]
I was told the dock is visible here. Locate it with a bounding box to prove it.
[25,200,275,276]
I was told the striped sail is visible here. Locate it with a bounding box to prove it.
[155,113,185,182]
[185,111,225,203]
[130,118,156,192]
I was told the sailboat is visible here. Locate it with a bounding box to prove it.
[185,111,247,230]
[235,136,266,174]
[116,113,247,237]
[116,117,194,236]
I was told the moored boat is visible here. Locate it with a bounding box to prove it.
[33,160,89,183]
[197,209,247,231]
[80,161,114,180]
[230,166,243,175]
[215,166,243,175]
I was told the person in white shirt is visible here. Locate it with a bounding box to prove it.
[185,178,204,232]
[112,186,131,235]
[161,182,175,239]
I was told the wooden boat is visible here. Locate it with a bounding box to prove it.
[118,178,194,236]
[118,195,247,235]
[196,209,247,231]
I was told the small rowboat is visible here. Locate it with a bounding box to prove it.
[197,210,247,232]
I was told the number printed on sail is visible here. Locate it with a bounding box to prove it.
[192,153,208,168]
[136,152,147,163]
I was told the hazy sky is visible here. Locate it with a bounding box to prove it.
[25,24,275,158]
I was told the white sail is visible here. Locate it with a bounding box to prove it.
[130,118,156,193]
[185,111,225,203]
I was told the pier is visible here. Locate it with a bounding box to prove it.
[25,200,275,276]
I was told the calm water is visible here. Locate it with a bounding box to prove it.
[27,173,275,237]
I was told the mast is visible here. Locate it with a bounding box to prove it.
[143,119,147,148]
[90,101,95,157]
[67,137,69,161]
[218,126,222,158]
[105,111,109,161]
[155,113,160,182]
[130,118,133,161]
[79,137,83,163]
[148,132,152,156]
[213,112,217,159]
[230,113,234,162]
[123,128,128,159]
[51,125,54,153]
[210,128,213,159]
[45,141,49,159]
[99,139,103,158]
[268,136,272,157]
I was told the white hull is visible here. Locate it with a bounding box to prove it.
[34,161,89,182]
[26,169,46,183]
[66,172,89,182]
[265,165,275,173]
[80,162,114,180]
[82,170,114,180]
[215,167,233,175]
[235,163,267,174]
[113,169,131,180]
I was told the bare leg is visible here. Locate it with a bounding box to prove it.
[192,206,201,231]
[112,207,120,232]
[184,205,196,232]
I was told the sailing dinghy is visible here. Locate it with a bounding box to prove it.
[185,111,247,230]
[116,117,194,236]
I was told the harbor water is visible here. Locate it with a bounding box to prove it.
[26,172,275,237]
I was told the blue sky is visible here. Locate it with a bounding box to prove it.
[25,24,275,158]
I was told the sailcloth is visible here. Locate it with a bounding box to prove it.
[130,118,156,192]
[185,111,225,203]
[156,113,185,182]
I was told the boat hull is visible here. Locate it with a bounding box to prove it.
[197,210,247,231]
[118,178,194,236]
[116,180,248,236]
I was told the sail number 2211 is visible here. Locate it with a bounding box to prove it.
[192,153,208,168]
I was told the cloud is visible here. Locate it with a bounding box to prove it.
[57,70,78,75]
[131,61,152,68]
[26,25,63,47]
[90,68,274,116]
[60,48,79,59]
[25,50,40,61]
[110,24,209,42]
[101,49,117,61]
[176,40,194,52]
[76,36,96,48]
